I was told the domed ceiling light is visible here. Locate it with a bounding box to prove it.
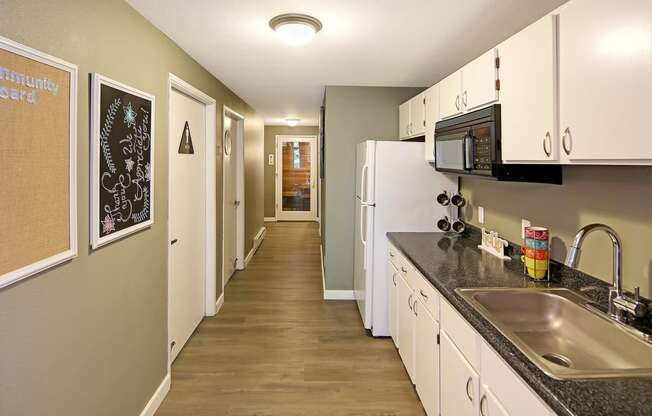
[286,118,300,127]
[269,13,322,46]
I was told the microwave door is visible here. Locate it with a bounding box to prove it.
[435,133,467,172]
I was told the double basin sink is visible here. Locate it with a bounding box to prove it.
[457,288,652,379]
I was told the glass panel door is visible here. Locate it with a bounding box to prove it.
[276,136,317,221]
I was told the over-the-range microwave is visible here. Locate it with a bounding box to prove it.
[434,105,562,184]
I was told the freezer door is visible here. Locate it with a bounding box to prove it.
[354,199,374,329]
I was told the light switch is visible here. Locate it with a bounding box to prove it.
[268,154,274,165]
[478,206,485,224]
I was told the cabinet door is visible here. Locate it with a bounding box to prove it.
[462,48,499,111]
[440,331,479,416]
[398,274,415,383]
[500,14,558,163]
[559,0,652,162]
[415,300,439,416]
[480,385,510,416]
[399,101,410,139]
[410,92,426,137]
[439,71,463,119]
[424,84,439,162]
[387,260,399,348]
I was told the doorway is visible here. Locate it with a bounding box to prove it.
[167,74,216,365]
[275,135,318,221]
[222,107,245,286]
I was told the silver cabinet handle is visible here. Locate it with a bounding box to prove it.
[543,131,551,157]
[389,252,395,258]
[465,377,473,402]
[420,289,428,300]
[413,299,418,316]
[480,395,488,416]
[408,294,413,310]
[562,127,572,155]
[392,272,397,286]
[400,266,408,273]
[455,95,460,111]
[462,90,468,107]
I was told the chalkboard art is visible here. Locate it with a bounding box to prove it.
[91,74,155,248]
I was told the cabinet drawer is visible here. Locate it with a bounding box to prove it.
[441,300,480,371]
[481,341,552,416]
[412,269,439,321]
[388,242,400,267]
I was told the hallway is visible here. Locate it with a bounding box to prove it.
[156,222,424,415]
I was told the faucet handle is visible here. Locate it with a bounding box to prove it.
[634,287,641,302]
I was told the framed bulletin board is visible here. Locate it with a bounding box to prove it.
[0,36,78,289]
[90,74,155,248]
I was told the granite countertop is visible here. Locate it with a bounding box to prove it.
[387,230,652,416]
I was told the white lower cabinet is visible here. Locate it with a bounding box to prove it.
[414,299,439,416]
[440,331,480,416]
[389,241,556,416]
[398,273,415,382]
[387,260,399,348]
[480,385,509,416]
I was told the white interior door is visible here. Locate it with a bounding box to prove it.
[276,136,317,221]
[169,88,206,362]
[223,115,238,282]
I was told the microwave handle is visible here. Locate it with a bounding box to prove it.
[463,133,473,170]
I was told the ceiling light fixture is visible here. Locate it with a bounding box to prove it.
[269,13,322,46]
[286,118,300,127]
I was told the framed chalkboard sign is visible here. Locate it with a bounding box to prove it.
[90,74,155,248]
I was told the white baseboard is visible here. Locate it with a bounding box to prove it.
[244,226,266,267]
[320,245,325,292]
[139,373,170,416]
[215,293,224,314]
[323,290,355,300]
[264,217,276,222]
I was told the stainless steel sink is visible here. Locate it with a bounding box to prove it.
[456,288,652,379]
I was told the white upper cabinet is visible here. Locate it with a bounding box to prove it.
[400,93,426,140]
[410,91,426,137]
[439,71,463,119]
[462,49,500,111]
[399,101,410,139]
[439,49,499,120]
[500,14,558,163]
[424,84,439,162]
[559,0,652,163]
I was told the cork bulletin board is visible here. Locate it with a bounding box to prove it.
[90,74,155,248]
[0,36,78,289]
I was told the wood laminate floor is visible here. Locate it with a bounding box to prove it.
[156,221,424,416]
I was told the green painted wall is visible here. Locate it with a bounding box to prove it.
[263,125,320,218]
[461,166,652,298]
[322,86,424,291]
[0,1,263,415]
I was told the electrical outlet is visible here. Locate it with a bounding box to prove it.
[268,154,274,165]
[478,206,485,224]
[521,219,531,239]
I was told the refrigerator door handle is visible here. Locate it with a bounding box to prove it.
[360,164,369,203]
[360,203,367,270]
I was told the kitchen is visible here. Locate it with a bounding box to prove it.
[1,0,651,415]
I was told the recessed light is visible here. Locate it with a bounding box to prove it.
[286,118,300,127]
[269,13,322,46]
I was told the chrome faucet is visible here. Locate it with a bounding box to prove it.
[565,224,646,321]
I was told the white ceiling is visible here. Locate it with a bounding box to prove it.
[128,0,567,126]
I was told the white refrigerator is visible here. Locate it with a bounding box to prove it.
[354,140,457,336]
